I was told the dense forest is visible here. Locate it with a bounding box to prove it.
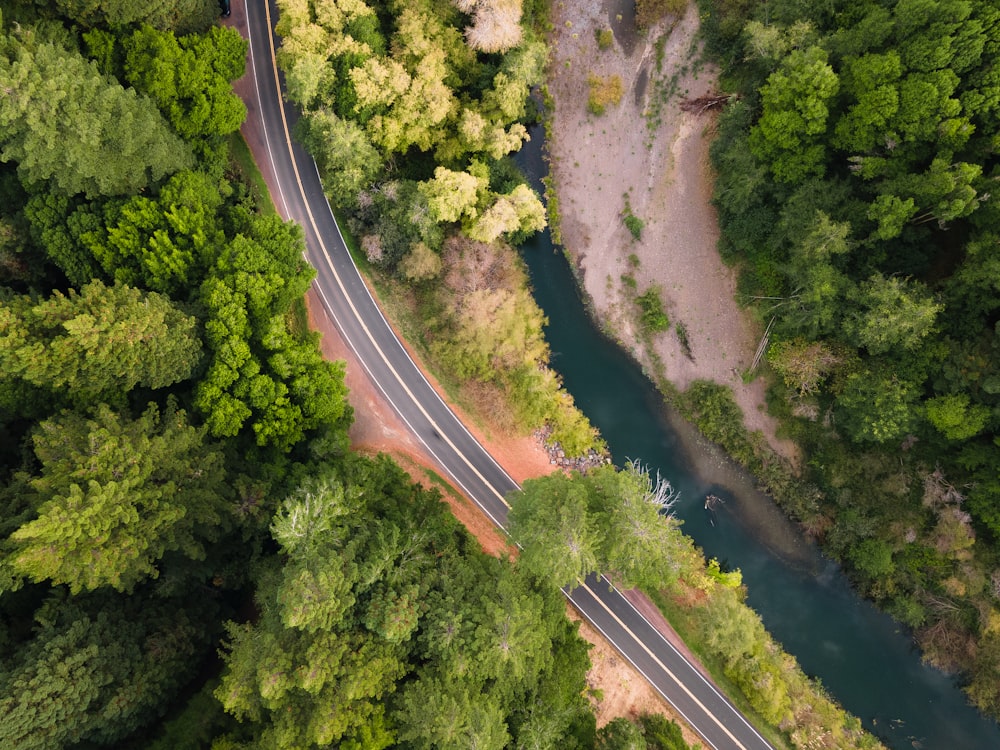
[0,1,699,748]
[700,0,1000,717]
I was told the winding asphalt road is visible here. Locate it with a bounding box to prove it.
[241,2,773,748]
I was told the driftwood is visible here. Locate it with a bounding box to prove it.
[679,93,734,115]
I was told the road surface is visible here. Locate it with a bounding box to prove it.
[241,2,774,748]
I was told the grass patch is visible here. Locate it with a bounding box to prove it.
[226,132,277,216]
[675,320,692,359]
[624,213,645,241]
[286,297,310,341]
[587,73,623,115]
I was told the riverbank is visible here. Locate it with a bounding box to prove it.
[545,0,799,466]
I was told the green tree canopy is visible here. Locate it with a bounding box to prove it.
[0,280,202,403]
[0,592,211,750]
[52,0,218,33]
[122,25,247,141]
[0,30,192,197]
[1,401,229,593]
[509,463,700,591]
[215,455,594,749]
[748,46,839,184]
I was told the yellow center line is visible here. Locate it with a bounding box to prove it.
[579,579,748,750]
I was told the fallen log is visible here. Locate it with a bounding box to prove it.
[679,93,734,115]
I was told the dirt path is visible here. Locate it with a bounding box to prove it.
[547,0,799,464]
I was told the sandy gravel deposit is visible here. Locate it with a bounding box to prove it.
[546,0,798,462]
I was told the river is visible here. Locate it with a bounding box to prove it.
[515,125,1000,750]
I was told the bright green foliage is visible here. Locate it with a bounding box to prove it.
[25,168,227,292]
[836,369,919,444]
[636,287,670,333]
[925,393,989,441]
[749,46,839,183]
[0,593,210,750]
[842,274,942,354]
[867,193,917,241]
[467,183,547,243]
[420,165,488,223]
[122,25,248,141]
[274,0,548,252]
[195,214,351,450]
[0,280,201,402]
[509,462,694,591]
[831,51,903,153]
[0,33,193,197]
[85,170,226,293]
[2,401,229,593]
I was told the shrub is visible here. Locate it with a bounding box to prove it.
[637,287,670,333]
[587,73,623,115]
[595,28,614,50]
[624,212,645,240]
[636,0,688,30]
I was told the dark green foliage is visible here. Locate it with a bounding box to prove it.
[639,713,691,750]
[145,680,237,750]
[596,717,647,749]
[51,0,218,34]
[0,28,193,197]
[0,591,213,750]
[702,0,1000,716]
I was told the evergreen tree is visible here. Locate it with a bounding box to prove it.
[0,592,211,749]
[1,401,230,593]
[0,31,192,197]
[0,280,202,403]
